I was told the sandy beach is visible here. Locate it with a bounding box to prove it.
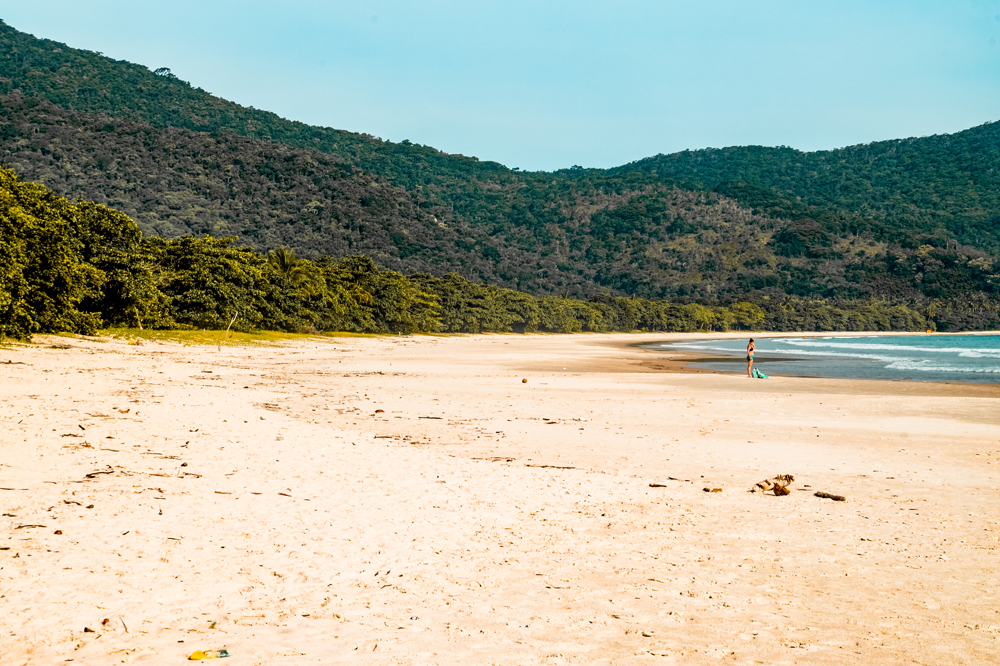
[2,331,998,665]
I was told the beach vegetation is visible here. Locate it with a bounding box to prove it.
[96,327,331,347]
[3,168,990,343]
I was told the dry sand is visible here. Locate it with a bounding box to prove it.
[1,332,998,665]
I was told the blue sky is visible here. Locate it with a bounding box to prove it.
[4,1,999,171]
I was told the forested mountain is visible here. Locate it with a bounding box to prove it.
[4,165,959,343]
[0,19,998,317]
[0,19,509,195]
[612,121,1000,253]
[7,94,940,303]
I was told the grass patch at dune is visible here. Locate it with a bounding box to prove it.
[97,328,336,347]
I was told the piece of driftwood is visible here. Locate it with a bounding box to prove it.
[648,483,668,488]
[814,491,846,502]
[753,474,795,495]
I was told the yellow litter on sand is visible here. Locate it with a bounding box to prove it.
[188,649,229,660]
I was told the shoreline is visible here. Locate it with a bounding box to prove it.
[605,331,1000,396]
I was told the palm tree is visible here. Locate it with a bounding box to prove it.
[267,247,310,287]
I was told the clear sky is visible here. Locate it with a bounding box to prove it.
[4,1,999,171]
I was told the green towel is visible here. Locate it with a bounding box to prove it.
[752,367,769,379]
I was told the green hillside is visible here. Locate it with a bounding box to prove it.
[3,95,899,303]
[0,19,998,323]
[0,19,508,194]
[4,165,963,342]
[612,122,1000,252]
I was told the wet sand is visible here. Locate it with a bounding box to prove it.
[2,332,998,665]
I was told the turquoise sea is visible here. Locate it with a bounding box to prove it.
[649,334,1000,384]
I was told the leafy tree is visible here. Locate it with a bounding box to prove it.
[729,302,765,330]
[0,167,102,338]
[144,235,307,332]
[73,201,171,328]
[318,256,440,333]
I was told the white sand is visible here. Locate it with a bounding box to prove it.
[1,332,998,665]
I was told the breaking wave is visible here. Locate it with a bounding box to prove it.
[782,339,1000,358]
[655,334,1000,383]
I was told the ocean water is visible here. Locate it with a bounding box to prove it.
[649,334,1000,384]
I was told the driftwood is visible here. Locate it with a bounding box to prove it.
[650,476,692,487]
[217,313,238,351]
[753,474,795,496]
[814,491,846,502]
[85,468,115,479]
[224,313,237,337]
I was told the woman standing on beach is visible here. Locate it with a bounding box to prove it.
[746,338,755,377]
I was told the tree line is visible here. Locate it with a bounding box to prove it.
[7,167,991,344]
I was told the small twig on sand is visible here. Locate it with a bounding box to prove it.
[814,491,846,502]
[85,468,114,479]
[526,464,576,470]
